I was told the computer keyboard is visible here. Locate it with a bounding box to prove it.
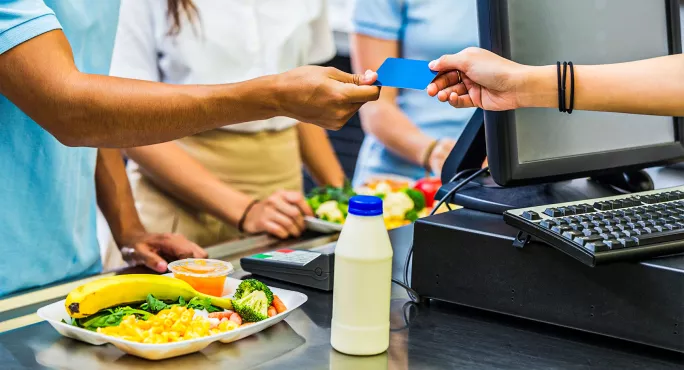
[504,186,684,266]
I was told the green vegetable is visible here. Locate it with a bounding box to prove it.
[232,290,269,322]
[405,209,419,222]
[403,188,426,211]
[139,294,170,313]
[76,307,152,331]
[307,180,356,213]
[337,201,348,218]
[186,296,222,313]
[233,279,274,305]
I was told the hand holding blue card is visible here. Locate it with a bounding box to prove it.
[373,58,438,90]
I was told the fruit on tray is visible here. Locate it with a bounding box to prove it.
[65,274,233,319]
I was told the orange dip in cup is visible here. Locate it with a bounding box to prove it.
[168,259,233,296]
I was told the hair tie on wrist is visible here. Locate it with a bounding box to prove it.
[238,199,259,233]
[557,61,575,114]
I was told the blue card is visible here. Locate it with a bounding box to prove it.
[373,58,438,90]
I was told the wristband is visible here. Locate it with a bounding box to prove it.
[422,139,440,173]
[237,199,259,233]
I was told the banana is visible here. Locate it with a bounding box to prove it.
[65,274,233,318]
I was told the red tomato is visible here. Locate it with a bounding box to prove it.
[413,178,442,207]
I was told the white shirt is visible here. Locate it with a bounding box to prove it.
[110,0,336,132]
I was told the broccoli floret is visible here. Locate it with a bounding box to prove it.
[403,189,426,211]
[233,279,274,305]
[405,209,419,222]
[232,290,269,322]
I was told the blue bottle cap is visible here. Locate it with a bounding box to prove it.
[348,195,383,216]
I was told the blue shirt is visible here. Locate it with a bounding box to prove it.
[352,0,479,185]
[0,0,120,296]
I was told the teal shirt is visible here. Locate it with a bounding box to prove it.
[0,0,120,296]
[352,0,479,185]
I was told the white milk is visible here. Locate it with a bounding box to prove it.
[331,196,393,356]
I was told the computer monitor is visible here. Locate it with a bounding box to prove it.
[478,0,684,187]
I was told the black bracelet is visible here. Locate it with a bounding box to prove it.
[557,61,575,114]
[237,199,259,233]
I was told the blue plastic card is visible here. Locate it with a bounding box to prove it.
[373,58,438,90]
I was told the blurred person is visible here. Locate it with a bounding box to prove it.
[350,0,479,186]
[108,0,348,250]
[0,0,379,295]
[427,48,684,117]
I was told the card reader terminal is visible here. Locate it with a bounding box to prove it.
[240,242,335,291]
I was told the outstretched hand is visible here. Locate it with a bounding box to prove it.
[275,66,380,131]
[427,47,529,111]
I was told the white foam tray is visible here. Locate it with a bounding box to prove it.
[37,276,307,360]
[304,216,344,233]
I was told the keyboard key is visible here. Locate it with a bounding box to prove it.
[591,220,606,227]
[671,191,684,200]
[631,228,684,246]
[544,208,562,217]
[604,239,622,249]
[579,203,594,212]
[585,241,610,253]
[619,238,637,248]
[586,214,601,221]
[569,223,584,231]
[522,210,541,220]
[599,232,613,240]
[617,224,630,231]
[573,235,604,246]
[652,225,665,233]
[553,219,569,226]
[575,215,590,223]
[619,209,634,216]
[582,228,599,236]
[568,206,583,215]
[552,225,572,234]
[641,227,655,234]
[631,228,649,235]
[558,207,575,216]
[594,202,612,211]
[539,220,553,229]
[611,231,627,239]
[663,224,680,230]
[562,230,584,240]
[623,215,637,223]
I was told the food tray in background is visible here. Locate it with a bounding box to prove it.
[305,216,344,233]
[37,277,307,360]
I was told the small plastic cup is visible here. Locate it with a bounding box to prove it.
[168,259,234,297]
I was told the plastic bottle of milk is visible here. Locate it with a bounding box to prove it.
[331,195,393,355]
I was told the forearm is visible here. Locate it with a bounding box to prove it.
[520,55,684,116]
[125,143,252,226]
[0,31,278,148]
[359,101,433,165]
[297,123,345,187]
[95,149,146,247]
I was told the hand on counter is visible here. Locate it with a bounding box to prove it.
[242,191,314,239]
[120,232,207,273]
[274,67,380,131]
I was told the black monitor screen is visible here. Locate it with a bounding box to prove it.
[479,0,684,186]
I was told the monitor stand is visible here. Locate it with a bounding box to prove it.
[439,111,655,214]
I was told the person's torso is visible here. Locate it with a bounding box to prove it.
[153,0,328,132]
[355,0,480,184]
[0,0,120,296]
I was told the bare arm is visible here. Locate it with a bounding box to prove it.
[428,48,684,117]
[0,31,380,148]
[95,149,206,271]
[351,34,434,166]
[297,123,346,187]
[124,143,253,227]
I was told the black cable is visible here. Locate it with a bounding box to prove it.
[391,278,421,303]
[400,166,490,303]
[431,167,490,217]
[568,62,575,114]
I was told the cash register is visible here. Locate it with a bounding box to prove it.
[412,0,684,353]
